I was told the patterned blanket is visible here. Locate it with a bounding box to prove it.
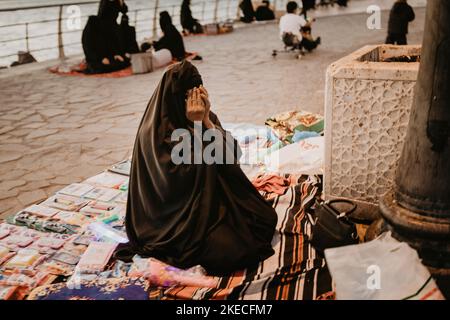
[26,175,333,300]
[162,175,333,300]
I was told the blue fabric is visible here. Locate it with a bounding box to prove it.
[29,277,151,300]
[292,130,320,143]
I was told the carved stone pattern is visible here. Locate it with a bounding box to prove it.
[329,78,415,203]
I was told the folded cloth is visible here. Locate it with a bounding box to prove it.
[252,174,292,195]
[265,110,324,143]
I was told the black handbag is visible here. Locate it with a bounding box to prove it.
[310,199,359,253]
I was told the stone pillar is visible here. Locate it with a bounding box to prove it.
[380,0,450,296]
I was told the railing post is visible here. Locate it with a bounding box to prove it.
[134,9,138,26]
[57,5,65,59]
[201,1,206,21]
[226,0,231,20]
[236,0,241,20]
[152,0,160,39]
[25,22,30,52]
[213,0,219,23]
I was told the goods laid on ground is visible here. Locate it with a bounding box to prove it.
[1,110,442,300]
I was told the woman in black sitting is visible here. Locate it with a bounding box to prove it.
[82,0,130,74]
[180,0,204,35]
[153,11,187,61]
[115,61,277,275]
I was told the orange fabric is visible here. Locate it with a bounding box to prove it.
[48,52,199,78]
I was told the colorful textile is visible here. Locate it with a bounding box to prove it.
[163,175,333,300]
[28,277,151,300]
[265,110,324,143]
[49,52,199,78]
[252,174,295,196]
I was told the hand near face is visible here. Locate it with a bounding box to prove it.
[186,87,214,128]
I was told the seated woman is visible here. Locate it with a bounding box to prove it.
[152,11,187,61]
[82,0,130,74]
[239,0,255,23]
[115,61,277,276]
[255,0,275,21]
[180,0,204,35]
[119,14,139,55]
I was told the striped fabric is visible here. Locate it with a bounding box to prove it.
[163,175,333,300]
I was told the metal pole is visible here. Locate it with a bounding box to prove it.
[57,5,65,59]
[201,1,206,21]
[25,22,30,52]
[152,0,160,39]
[213,0,219,23]
[380,0,450,297]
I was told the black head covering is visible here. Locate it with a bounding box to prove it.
[159,11,173,34]
[118,61,277,275]
[98,0,122,21]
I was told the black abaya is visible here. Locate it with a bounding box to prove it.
[117,61,277,275]
[180,0,204,34]
[81,0,130,74]
[239,0,255,23]
[153,11,186,61]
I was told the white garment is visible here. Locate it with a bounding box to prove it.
[279,13,307,39]
[264,136,324,175]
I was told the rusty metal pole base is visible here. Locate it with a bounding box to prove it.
[380,191,450,298]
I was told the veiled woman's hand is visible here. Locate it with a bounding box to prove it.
[199,86,214,129]
[186,87,214,128]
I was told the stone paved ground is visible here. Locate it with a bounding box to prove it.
[0,7,425,219]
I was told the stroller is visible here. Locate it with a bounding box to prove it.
[272,32,305,59]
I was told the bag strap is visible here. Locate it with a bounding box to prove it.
[323,199,372,225]
[326,199,357,217]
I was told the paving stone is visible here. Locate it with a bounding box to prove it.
[25,129,59,140]
[38,110,67,119]
[0,126,15,134]
[17,189,47,206]
[0,152,22,164]
[0,180,27,191]
[0,189,19,200]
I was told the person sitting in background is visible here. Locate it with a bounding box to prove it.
[181,0,204,35]
[386,0,415,45]
[279,1,320,52]
[152,11,187,60]
[336,0,348,7]
[255,0,275,21]
[82,0,130,74]
[239,0,255,23]
[119,14,139,55]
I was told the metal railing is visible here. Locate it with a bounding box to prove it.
[0,0,289,64]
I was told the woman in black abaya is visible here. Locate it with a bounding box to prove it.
[115,61,277,275]
[81,0,130,74]
[180,0,204,34]
[239,0,255,23]
[153,11,187,61]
